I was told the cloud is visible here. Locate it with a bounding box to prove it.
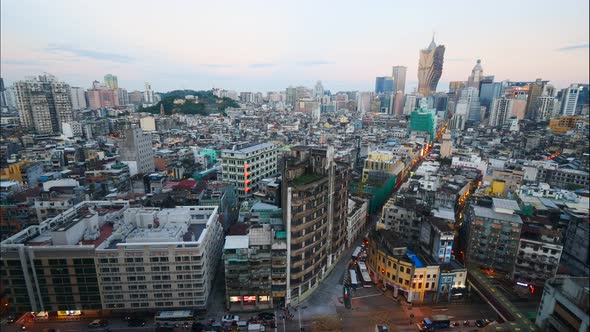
[249,63,275,68]
[555,44,589,51]
[44,44,133,63]
[201,64,234,68]
[297,60,335,66]
[1,59,44,66]
[446,58,468,62]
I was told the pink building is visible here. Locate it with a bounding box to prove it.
[86,88,120,109]
[511,99,527,120]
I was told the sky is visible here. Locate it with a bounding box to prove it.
[1,0,589,93]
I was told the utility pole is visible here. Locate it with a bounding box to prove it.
[298,306,302,331]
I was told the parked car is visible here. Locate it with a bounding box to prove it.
[475,319,485,327]
[6,315,15,323]
[258,312,275,320]
[88,319,108,328]
[222,315,239,323]
[127,318,146,327]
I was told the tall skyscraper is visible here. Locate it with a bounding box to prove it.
[143,82,154,105]
[489,96,514,127]
[0,77,7,111]
[456,87,482,123]
[313,81,324,100]
[576,83,589,115]
[417,36,445,97]
[560,84,581,116]
[403,94,418,115]
[103,74,118,89]
[479,81,505,112]
[117,88,129,106]
[525,78,545,119]
[14,74,73,134]
[70,87,87,110]
[466,59,484,88]
[285,86,297,106]
[391,66,407,93]
[375,76,394,94]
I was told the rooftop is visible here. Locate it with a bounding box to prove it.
[472,205,523,224]
[224,235,249,250]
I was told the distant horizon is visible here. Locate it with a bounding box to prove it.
[1,0,588,93]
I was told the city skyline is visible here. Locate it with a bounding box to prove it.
[1,0,589,92]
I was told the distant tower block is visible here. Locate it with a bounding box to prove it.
[160,103,165,116]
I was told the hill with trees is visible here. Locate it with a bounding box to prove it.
[138,90,239,116]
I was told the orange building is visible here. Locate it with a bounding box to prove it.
[548,116,589,135]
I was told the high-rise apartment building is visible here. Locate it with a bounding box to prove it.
[14,74,73,134]
[535,96,558,121]
[465,199,523,273]
[103,74,118,90]
[525,78,545,119]
[489,96,514,127]
[403,94,419,115]
[86,84,120,110]
[128,90,143,105]
[391,66,407,93]
[70,87,87,111]
[117,88,129,106]
[282,146,350,304]
[143,82,154,105]
[119,127,155,176]
[417,37,445,97]
[285,86,297,106]
[0,77,7,111]
[479,81,505,111]
[561,84,582,116]
[221,143,278,201]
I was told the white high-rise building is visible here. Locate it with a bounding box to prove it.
[70,86,87,110]
[535,96,557,122]
[403,94,418,115]
[561,84,581,116]
[14,74,73,134]
[357,92,373,115]
[119,127,155,176]
[221,143,278,201]
[489,96,514,127]
[456,87,482,123]
[143,82,154,105]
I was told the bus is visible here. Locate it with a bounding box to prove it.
[349,269,359,289]
[357,262,373,287]
[154,310,195,327]
[352,246,361,260]
[423,315,450,329]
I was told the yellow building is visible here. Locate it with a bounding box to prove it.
[548,116,589,135]
[0,160,27,183]
[367,230,440,303]
[362,150,404,182]
[485,179,506,197]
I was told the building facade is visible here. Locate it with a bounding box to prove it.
[221,142,278,201]
[417,37,445,97]
[465,199,523,272]
[119,127,155,176]
[282,146,350,305]
[14,74,73,134]
[536,277,589,332]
